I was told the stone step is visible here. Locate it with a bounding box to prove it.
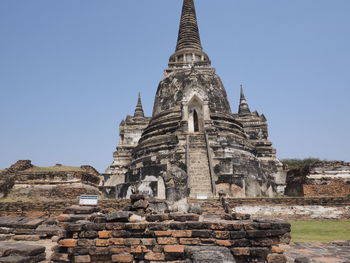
[188,135,212,198]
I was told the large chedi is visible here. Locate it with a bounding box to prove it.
[104,0,286,201]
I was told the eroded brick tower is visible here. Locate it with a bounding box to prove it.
[104,0,286,200]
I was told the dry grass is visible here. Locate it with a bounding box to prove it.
[0,197,40,203]
[25,165,84,172]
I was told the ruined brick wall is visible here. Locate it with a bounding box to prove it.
[285,161,350,197]
[1,197,349,218]
[52,214,290,263]
[189,197,350,220]
[303,161,350,197]
[190,197,350,213]
[0,200,130,218]
[303,180,350,197]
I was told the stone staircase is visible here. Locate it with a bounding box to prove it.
[188,134,213,198]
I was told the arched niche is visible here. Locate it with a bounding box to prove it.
[187,95,204,133]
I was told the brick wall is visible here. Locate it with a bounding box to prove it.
[0,200,130,217]
[52,213,291,263]
[303,180,350,197]
[0,197,349,218]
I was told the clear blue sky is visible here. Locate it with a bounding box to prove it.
[0,0,349,172]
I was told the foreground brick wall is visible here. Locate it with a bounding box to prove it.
[52,214,290,263]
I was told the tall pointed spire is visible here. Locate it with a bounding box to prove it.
[168,0,210,68]
[176,0,202,52]
[239,85,251,115]
[134,93,144,118]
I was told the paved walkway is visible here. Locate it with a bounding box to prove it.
[283,241,350,263]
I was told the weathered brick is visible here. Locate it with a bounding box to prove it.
[125,223,147,231]
[13,228,34,235]
[146,214,169,222]
[124,238,141,246]
[152,245,163,253]
[230,239,251,247]
[230,231,246,239]
[251,237,280,247]
[171,214,199,222]
[74,255,91,263]
[88,247,110,255]
[141,238,156,245]
[271,246,284,254]
[145,252,165,261]
[226,222,243,231]
[178,238,200,245]
[249,247,269,258]
[93,216,106,224]
[59,239,77,247]
[267,253,287,263]
[71,247,89,255]
[247,229,285,238]
[51,253,70,262]
[210,224,225,230]
[215,240,232,247]
[112,230,131,238]
[191,230,211,238]
[200,238,216,245]
[154,231,172,237]
[130,245,150,253]
[214,231,230,239]
[149,223,170,231]
[169,223,187,230]
[258,223,272,230]
[171,230,192,237]
[109,238,125,245]
[164,245,185,253]
[221,214,233,220]
[77,239,94,247]
[231,247,250,256]
[157,237,177,245]
[96,239,109,247]
[98,230,112,238]
[243,222,259,230]
[66,224,83,232]
[112,253,133,263]
[110,246,131,253]
[83,223,106,231]
[79,231,98,238]
[13,235,40,241]
[185,222,210,229]
[106,223,125,230]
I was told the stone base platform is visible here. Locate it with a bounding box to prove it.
[51,207,291,263]
[0,242,46,263]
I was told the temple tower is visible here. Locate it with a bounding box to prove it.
[107,0,286,200]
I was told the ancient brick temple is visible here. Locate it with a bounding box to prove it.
[104,0,286,200]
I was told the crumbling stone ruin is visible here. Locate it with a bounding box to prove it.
[285,161,350,197]
[104,0,286,200]
[51,194,291,263]
[0,160,101,201]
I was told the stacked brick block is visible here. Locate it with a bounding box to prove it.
[52,212,290,263]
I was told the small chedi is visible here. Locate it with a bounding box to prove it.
[0,160,100,200]
[104,0,286,200]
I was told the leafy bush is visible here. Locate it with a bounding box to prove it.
[281,158,321,170]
